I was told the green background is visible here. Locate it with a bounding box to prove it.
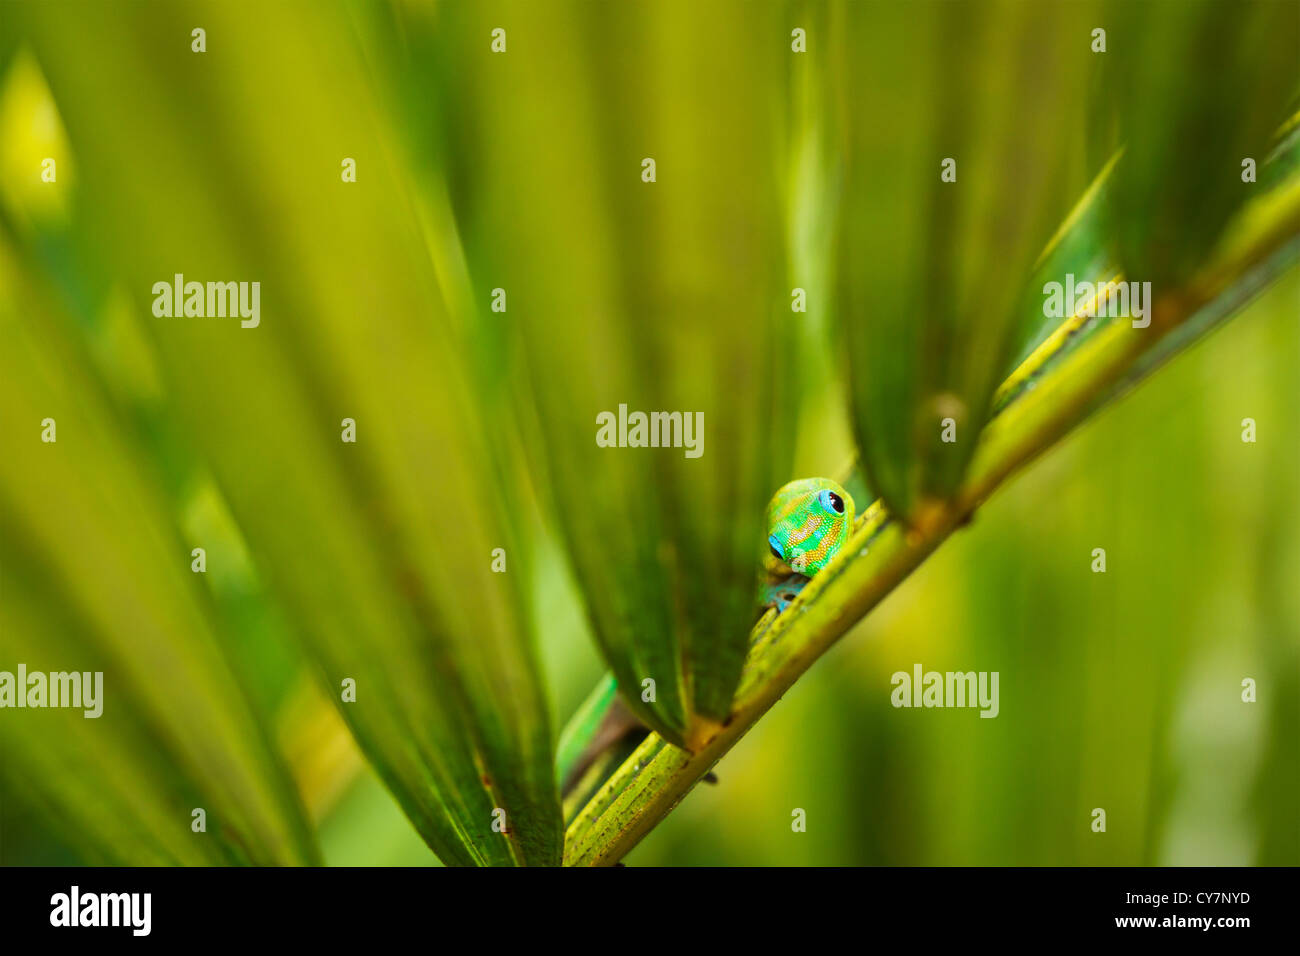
[0,1,1295,866]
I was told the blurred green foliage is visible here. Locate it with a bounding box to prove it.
[416,0,800,744]
[831,0,1099,524]
[625,272,1299,865]
[251,270,1300,867]
[0,0,1296,866]
[1,0,564,866]
[1105,0,1300,291]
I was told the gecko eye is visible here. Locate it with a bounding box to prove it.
[768,535,783,561]
[819,489,845,514]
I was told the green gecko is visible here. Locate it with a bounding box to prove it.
[759,476,856,613]
[557,477,856,798]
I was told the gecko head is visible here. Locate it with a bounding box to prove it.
[763,477,856,577]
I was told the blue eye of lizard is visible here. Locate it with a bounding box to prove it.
[818,490,845,515]
[768,535,784,561]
